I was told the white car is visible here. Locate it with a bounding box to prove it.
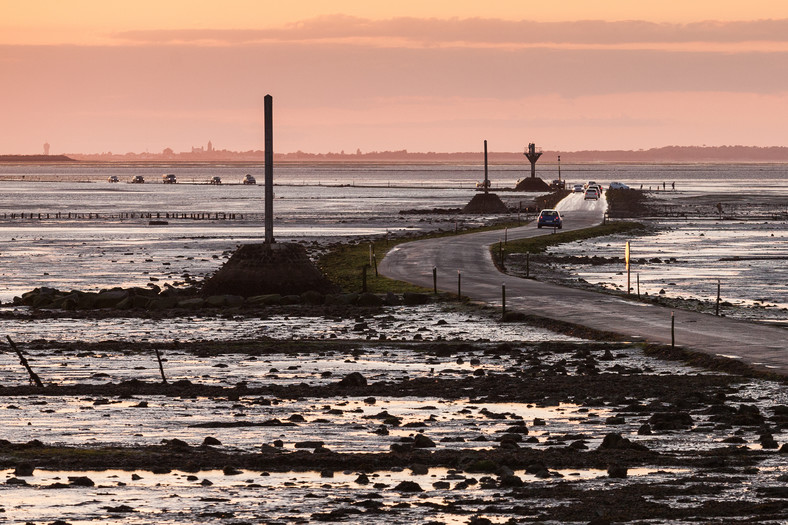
[573,184,584,193]
[584,188,600,200]
[609,181,630,190]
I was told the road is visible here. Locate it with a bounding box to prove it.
[379,192,788,375]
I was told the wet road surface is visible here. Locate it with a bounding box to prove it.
[380,193,788,374]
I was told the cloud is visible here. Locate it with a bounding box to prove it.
[112,16,788,47]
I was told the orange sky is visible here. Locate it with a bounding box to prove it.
[2,1,788,154]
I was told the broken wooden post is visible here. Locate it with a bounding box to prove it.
[6,335,44,388]
[154,347,167,384]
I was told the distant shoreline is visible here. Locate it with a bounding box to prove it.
[0,155,76,163]
[4,145,788,164]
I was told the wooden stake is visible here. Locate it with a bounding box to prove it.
[6,335,44,388]
[154,347,167,384]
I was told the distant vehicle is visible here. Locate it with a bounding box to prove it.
[242,174,256,185]
[131,175,145,184]
[209,176,222,185]
[609,181,630,190]
[584,180,597,189]
[107,175,119,183]
[573,184,584,193]
[584,188,600,200]
[475,179,491,190]
[550,179,566,190]
[162,173,177,184]
[537,209,563,229]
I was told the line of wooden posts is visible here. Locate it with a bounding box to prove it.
[4,335,168,388]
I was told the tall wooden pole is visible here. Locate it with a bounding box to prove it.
[483,140,489,194]
[264,94,274,244]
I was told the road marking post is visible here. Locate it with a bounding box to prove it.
[502,283,506,318]
[671,311,675,348]
[433,266,437,294]
[457,270,462,300]
[625,241,631,295]
[715,279,721,316]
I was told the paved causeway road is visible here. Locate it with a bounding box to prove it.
[380,193,788,375]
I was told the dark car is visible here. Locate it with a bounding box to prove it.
[537,209,562,229]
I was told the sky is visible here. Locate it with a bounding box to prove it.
[2,0,788,155]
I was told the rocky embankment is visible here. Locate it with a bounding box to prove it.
[8,285,434,311]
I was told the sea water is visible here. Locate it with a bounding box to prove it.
[0,162,786,314]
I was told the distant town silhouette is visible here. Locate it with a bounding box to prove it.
[4,145,788,163]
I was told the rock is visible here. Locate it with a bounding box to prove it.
[300,290,325,305]
[390,443,413,453]
[176,297,205,309]
[466,460,498,473]
[393,481,423,492]
[202,436,222,446]
[607,464,628,478]
[357,293,384,307]
[499,474,524,487]
[105,505,136,513]
[413,434,436,448]
[320,469,334,478]
[759,433,779,449]
[294,441,324,449]
[94,289,129,308]
[68,476,95,487]
[205,294,245,307]
[410,463,429,475]
[246,294,282,306]
[355,473,370,485]
[6,477,28,485]
[637,424,652,435]
[280,294,302,305]
[338,372,367,387]
[648,411,693,430]
[13,463,34,476]
[163,438,191,450]
[402,292,429,305]
[598,433,649,451]
[757,487,788,498]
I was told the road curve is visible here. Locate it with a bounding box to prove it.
[379,193,788,375]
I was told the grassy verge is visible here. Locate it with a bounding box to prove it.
[318,219,526,294]
[492,221,646,269]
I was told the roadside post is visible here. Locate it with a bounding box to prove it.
[625,241,631,295]
[433,266,437,294]
[502,283,506,318]
[715,280,721,316]
[457,270,461,300]
[671,311,675,348]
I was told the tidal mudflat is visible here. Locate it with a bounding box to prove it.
[1,300,787,524]
[1,166,787,523]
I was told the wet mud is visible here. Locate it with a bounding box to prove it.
[1,304,787,523]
